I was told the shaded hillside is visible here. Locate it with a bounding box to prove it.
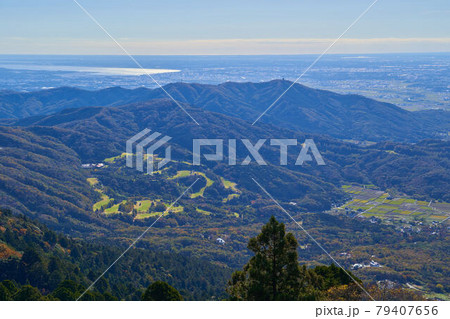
[3,101,346,222]
[0,209,231,300]
[2,81,449,142]
[0,87,148,119]
[0,126,113,235]
[155,81,448,142]
[9,99,450,205]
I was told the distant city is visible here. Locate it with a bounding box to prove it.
[0,53,448,111]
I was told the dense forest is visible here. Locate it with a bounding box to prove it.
[0,209,231,300]
[0,211,428,301]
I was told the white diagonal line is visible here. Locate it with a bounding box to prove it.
[76,178,199,301]
[71,0,200,126]
[252,0,380,125]
[251,177,376,301]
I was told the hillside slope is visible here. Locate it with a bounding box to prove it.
[0,209,231,300]
[1,81,449,142]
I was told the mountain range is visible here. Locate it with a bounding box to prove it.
[1,80,449,142]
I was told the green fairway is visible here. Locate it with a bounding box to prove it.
[168,170,192,179]
[223,193,240,203]
[134,212,167,219]
[104,200,126,215]
[191,175,214,198]
[134,200,153,212]
[220,177,239,192]
[135,203,183,219]
[93,194,113,211]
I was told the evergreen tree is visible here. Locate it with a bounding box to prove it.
[0,283,11,301]
[14,285,44,301]
[141,281,183,301]
[227,216,302,300]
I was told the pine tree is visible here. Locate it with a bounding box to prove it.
[227,216,302,300]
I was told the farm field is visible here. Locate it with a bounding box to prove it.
[336,185,450,224]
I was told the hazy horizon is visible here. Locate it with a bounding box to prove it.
[1,0,449,55]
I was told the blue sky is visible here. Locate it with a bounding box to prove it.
[1,0,449,54]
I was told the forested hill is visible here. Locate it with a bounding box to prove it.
[1,99,448,235]
[1,81,449,142]
[0,209,232,300]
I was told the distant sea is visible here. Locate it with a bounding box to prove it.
[0,53,448,110]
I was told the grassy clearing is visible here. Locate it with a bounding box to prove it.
[222,194,240,203]
[135,203,183,219]
[93,194,113,211]
[104,200,126,215]
[134,200,184,219]
[168,170,192,179]
[168,170,215,198]
[88,177,114,212]
[220,177,239,192]
[104,153,129,163]
[135,212,168,219]
[191,175,214,198]
[134,200,153,213]
[196,208,211,215]
[134,212,166,220]
[87,178,99,186]
[170,205,184,213]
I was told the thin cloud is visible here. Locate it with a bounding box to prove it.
[1,37,450,55]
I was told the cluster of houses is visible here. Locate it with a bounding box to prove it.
[351,260,382,270]
[81,163,105,169]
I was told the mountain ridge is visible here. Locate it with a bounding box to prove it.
[1,80,449,142]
